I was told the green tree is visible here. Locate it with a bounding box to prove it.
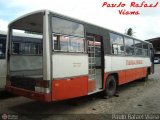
[126,28,135,36]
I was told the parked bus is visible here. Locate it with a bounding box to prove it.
[0,30,42,90]
[6,10,154,102]
[0,31,7,90]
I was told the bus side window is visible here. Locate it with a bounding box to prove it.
[0,41,5,59]
[110,33,124,55]
[124,37,134,55]
[53,34,85,52]
[12,43,20,54]
[0,43,3,58]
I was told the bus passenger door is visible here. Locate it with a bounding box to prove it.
[87,34,104,93]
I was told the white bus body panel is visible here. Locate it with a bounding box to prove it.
[0,59,6,89]
[52,54,88,79]
[10,56,42,76]
[105,55,151,72]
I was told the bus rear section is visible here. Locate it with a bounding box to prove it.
[6,11,51,101]
[6,11,90,102]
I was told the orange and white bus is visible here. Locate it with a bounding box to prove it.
[6,10,154,102]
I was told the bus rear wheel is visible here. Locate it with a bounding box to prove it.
[104,75,117,97]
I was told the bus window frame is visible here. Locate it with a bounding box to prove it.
[142,42,149,57]
[52,33,86,53]
[0,35,6,59]
[134,39,144,57]
[51,15,86,54]
[109,32,125,56]
[109,33,150,58]
[124,37,135,56]
[11,41,42,56]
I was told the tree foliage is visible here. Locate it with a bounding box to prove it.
[126,28,135,36]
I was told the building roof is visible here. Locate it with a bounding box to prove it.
[146,37,160,51]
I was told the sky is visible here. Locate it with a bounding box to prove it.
[0,0,160,40]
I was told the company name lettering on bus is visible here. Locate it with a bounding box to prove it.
[102,1,159,15]
[126,60,143,65]
[73,63,81,67]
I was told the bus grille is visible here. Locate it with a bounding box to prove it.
[10,76,36,91]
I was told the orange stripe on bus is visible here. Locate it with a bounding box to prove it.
[104,67,147,87]
[119,67,147,84]
[5,86,51,102]
[52,76,88,101]
[88,80,95,93]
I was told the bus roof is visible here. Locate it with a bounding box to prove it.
[9,10,45,27]
[9,10,151,44]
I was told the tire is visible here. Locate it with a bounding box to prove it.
[104,75,117,97]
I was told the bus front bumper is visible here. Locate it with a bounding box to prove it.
[5,85,51,102]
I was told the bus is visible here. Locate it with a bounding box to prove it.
[5,10,154,102]
[0,30,42,90]
[0,31,7,90]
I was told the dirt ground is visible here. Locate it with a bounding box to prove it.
[0,64,160,120]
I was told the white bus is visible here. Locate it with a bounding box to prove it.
[0,31,7,90]
[0,30,42,90]
[6,10,154,102]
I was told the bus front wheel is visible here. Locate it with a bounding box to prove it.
[104,75,117,97]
